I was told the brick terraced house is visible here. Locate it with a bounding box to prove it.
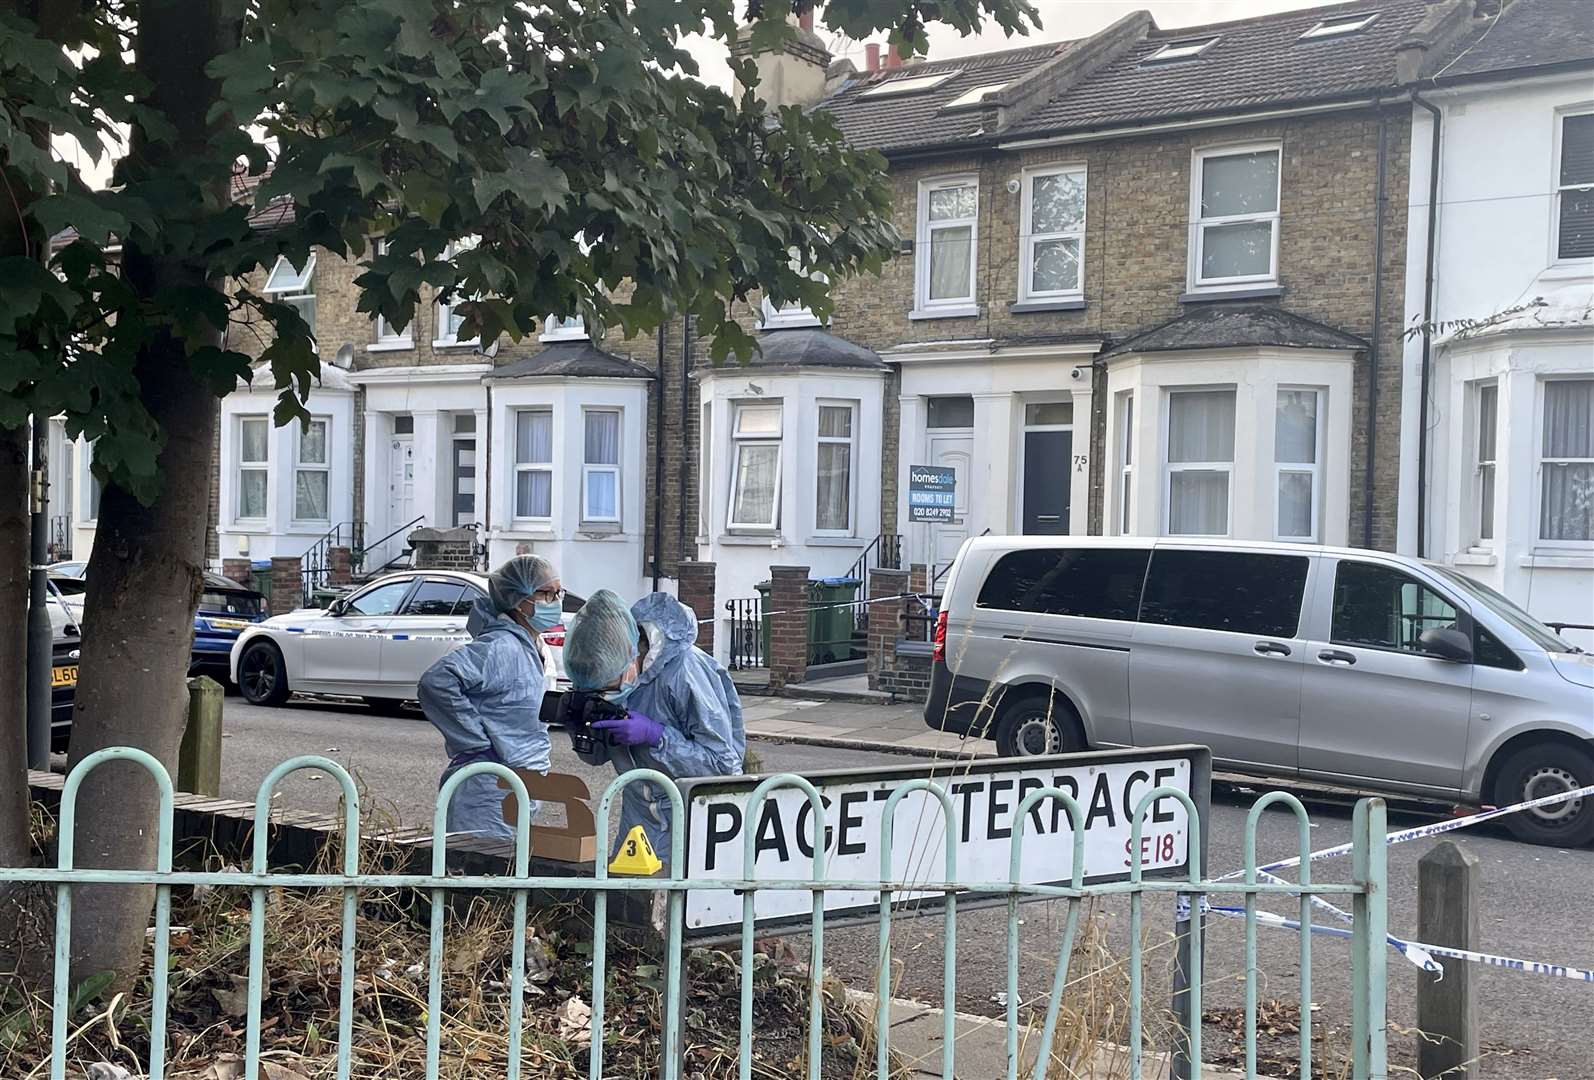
[46,0,1592,654]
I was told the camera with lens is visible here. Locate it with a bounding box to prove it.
[554,689,628,757]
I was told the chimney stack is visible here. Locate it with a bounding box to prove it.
[886,43,904,69]
[729,8,834,107]
[798,9,814,31]
[865,43,880,71]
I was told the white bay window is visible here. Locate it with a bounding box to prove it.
[513,409,553,520]
[1190,144,1280,289]
[1021,166,1086,301]
[237,417,269,521]
[914,177,978,317]
[1540,378,1594,543]
[582,409,622,524]
[815,403,856,534]
[1274,389,1322,541]
[729,403,782,530]
[1116,392,1134,534]
[1165,389,1235,536]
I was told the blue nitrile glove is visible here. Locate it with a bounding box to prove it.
[591,710,664,748]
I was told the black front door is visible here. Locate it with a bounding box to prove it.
[1022,429,1071,535]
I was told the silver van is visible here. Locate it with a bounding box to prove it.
[925,536,1594,846]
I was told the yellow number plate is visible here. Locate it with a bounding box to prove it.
[208,618,250,630]
[52,665,78,689]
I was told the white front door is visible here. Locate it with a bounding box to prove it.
[389,435,415,528]
[928,434,973,571]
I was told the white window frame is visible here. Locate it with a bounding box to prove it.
[912,175,980,319]
[262,254,317,344]
[1019,164,1087,303]
[814,400,857,536]
[1552,107,1594,265]
[1163,388,1235,538]
[541,315,588,342]
[434,236,482,348]
[943,82,1008,110]
[1535,376,1594,548]
[1146,37,1218,63]
[370,239,414,350]
[1299,13,1378,40]
[1116,391,1134,535]
[1188,142,1282,291]
[512,408,554,523]
[80,441,101,524]
[727,402,783,532]
[291,416,332,525]
[236,416,270,523]
[861,70,960,97]
[1273,387,1325,543]
[762,247,825,330]
[1475,380,1498,545]
[580,408,623,525]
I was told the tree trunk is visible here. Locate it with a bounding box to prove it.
[0,426,33,869]
[65,0,239,985]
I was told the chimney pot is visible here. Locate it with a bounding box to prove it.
[886,43,904,69]
[865,43,880,71]
[798,9,814,31]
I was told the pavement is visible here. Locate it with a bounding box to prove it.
[209,694,1593,1080]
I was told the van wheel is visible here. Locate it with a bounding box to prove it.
[1493,742,1594,847]
[237,641,290,707]
[994,697,1081,758]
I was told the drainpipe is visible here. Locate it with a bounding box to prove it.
[651,327,666,591]
[483,382,493,558]
[1411,89,1442,560]
[678,315,691,565]
[1364,106,1389,550]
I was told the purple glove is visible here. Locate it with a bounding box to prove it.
[592,710,664,748]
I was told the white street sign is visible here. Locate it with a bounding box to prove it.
[680,747,1206,933]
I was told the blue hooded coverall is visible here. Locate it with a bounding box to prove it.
[417,598,552,840]
[571,593,745,867]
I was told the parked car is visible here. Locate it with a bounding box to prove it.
[48,563,267,683]
[230,570,580,716]
[926,536,1594,846]
[46,578,81,751]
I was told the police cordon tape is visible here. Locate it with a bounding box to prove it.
[695,592,931,625]
[1174,781,1594,980]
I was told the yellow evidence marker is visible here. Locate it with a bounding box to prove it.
[608,825,663,876]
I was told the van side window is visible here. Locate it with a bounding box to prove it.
[976,548,1150,621]
[1473,626,1523,671]
[1139,549,1309,637]
[1331,561,1459,653]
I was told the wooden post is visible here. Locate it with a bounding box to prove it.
[1417,840,1479,1080]
[178,675,224,796]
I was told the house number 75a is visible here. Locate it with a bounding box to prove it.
[1073,455,1088,472]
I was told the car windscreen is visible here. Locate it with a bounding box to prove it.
[1427,564,1572,653]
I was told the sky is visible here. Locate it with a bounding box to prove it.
[685,0,1348,90]
[55,1,1347,187]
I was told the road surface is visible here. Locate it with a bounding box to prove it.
[217,696,1592,1079]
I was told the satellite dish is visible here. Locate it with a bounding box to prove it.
[333,343,354,370]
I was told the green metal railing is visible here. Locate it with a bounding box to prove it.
[19,747,1389,1079]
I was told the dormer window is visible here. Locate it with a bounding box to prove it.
[943,83,1008,110]
[861,70,960,97]
[1145,37,1218,63]
[1299,13,1378,40]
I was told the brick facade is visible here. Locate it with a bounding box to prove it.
[825,108,1413,549]
[766,564,810,690]
[328,546,353,585]
[222,558,252,586]
[409,526,478,570]
[676,560,717,654]
[268,555,301,615]
[865,566,908,690]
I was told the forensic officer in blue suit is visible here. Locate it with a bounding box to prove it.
[563,589,745,867]
[418,554,563,840]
